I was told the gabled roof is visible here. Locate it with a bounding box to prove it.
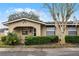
[3,18,46,25]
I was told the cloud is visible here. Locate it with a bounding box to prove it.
[6,8,35,14]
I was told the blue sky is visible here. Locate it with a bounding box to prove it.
[0,3,79,28]
[0,3,51,23]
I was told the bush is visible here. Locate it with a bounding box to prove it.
[1,32,19,45]
[1,36,7,42]
[65,36,79,43]
[25,36,58,45]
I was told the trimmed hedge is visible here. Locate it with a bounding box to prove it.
[25,36,58,45]
[1,32,19,45]
[65,36,79,43]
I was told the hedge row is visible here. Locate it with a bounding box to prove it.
[2,33,79,45]
[65,36,79,43]
[25,36,58,45]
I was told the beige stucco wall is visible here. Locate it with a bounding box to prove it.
[41,25,46,36]
[8,20,43,39]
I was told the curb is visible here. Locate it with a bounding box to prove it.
[0,48,42,51]
[0,48,79,52]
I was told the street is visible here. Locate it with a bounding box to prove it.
[0,48,79,56]
[0,51,46,56]
[0,51,79,56]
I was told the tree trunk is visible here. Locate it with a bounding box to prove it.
[55,23,66,44]
[59,32,66,44]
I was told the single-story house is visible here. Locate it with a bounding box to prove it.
[3,17,79,41]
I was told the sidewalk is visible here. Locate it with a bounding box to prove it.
[0,48,79,52]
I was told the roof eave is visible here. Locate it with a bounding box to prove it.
[3,18,46,25]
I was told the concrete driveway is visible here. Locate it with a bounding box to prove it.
[0,48,79,56]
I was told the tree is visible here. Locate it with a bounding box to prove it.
[44,3,78,44]
[8,11,39,21]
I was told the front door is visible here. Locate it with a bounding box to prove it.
[21,27,36,40]
[22,30,28,39]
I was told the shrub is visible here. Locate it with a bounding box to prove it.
[49,36,58,42]
[1,32,19,45]
[25,36,58,45]
[1,36,7,42]
[65,36,79,43]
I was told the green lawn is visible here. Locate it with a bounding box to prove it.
[24,43,79,48]
[0,41,15,48]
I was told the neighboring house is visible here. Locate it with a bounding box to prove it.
[3,18,79,40]
[0,28,8,35]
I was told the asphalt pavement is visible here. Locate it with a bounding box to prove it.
[0,48,79,56]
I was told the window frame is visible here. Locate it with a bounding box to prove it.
[68,26,77,36]
[46,27,56,36]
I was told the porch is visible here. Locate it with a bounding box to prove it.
[14,27,36,44]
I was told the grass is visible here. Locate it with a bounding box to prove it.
[24,43,79,48]
[0,45,15,48]
[0,41,15,48]
[0,43,78,48]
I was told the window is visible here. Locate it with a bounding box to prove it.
[46,27,55,31]
[46,27,55,36]
[34,29,36,36]
[22,30,28,35]
[46,31,55,36]
[68,27,77,36]
[68,31,77,36]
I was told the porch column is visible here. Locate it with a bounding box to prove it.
[8,27,14,33]
[36,25,41,36]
